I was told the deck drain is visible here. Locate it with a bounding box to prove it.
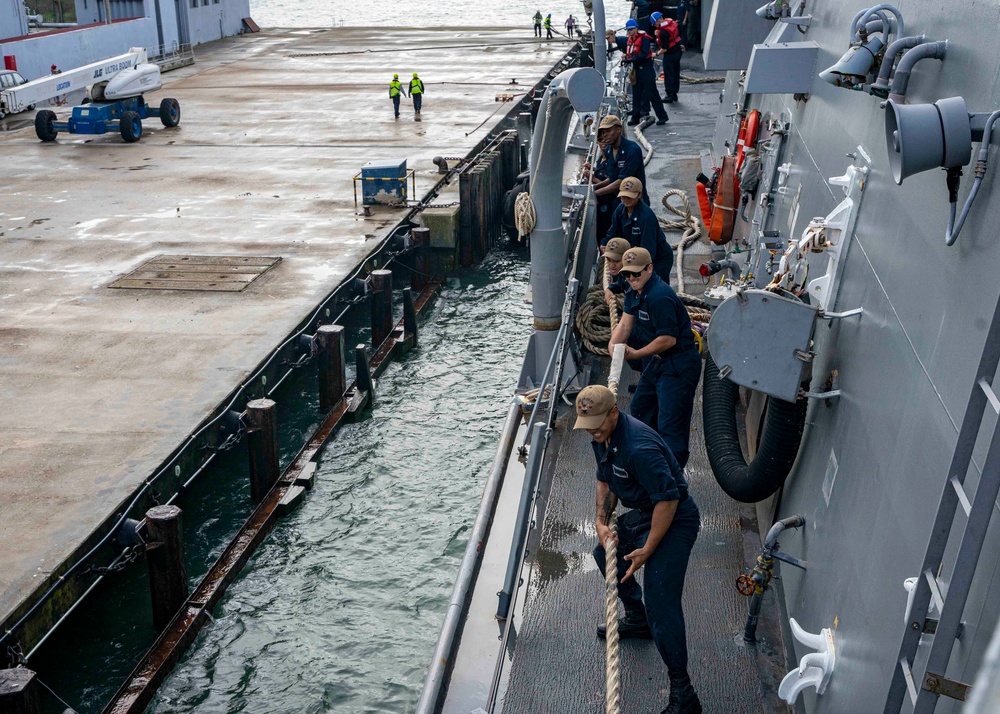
[109,255,282,292]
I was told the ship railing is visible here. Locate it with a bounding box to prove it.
[415,117,603,714]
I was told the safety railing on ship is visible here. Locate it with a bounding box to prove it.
[415,112,604,713]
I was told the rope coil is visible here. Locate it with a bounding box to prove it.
[513,192,537,240]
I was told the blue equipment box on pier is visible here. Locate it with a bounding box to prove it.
[360,159,408,205]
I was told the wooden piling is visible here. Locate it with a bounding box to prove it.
[370,269,393,348]
[355,345,373,396]
[246,398,280,502]
[145,505,189,632]
[0,668,41,714]
[315,325,346,411]
[402,288,418,349]
[410,227,430,293]
[459,172,474,267]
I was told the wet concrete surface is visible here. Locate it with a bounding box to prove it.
[0,27,573,627]
[501,54,791,713]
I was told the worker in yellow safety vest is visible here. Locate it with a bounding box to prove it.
[408,72,425,115]
[388,74,403,118]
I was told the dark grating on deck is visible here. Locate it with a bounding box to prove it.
[502,359,791,714]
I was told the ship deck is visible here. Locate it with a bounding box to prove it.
[0,26,572,633]
[499,54,792,713]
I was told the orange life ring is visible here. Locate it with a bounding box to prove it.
[735,109,761,173]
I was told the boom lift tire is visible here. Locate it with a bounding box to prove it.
[120,111,142,143]
[35,110,58,142]
[159,98,180,127]
[702,350,808,503]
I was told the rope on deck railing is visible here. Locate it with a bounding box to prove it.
[604,342,627,714]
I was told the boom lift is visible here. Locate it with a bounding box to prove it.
[0,48,145,118]
[35,60,180,143]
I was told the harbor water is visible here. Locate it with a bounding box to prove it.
[146,252,533,713]
[249,0,628,32]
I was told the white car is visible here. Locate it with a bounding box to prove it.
[0,69,34,118]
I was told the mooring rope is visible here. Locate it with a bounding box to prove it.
[658,188,703,297]
[632,117,655,166]
[604,342,626,714]
[680,73,726,83]
[604,507,621,714]
[513,192,537,240]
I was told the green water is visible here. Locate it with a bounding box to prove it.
[27,250,529,713]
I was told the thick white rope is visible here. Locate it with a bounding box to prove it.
[659,188,704,297]
[632,118,654,167]
[604,510,621,714]
[604,342,626,714]
[513,192,537,240]
[604,258,620,333]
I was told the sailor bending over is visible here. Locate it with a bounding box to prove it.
[575,384,702,714]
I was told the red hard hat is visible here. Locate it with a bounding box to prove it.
[51,64,57,70]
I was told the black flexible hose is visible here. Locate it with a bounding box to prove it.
[702,351,808,503]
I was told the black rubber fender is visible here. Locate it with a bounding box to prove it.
[702,350,808,503]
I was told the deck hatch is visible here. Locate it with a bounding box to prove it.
[109,255,282,292]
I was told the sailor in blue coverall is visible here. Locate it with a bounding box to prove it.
[586,114,650,240]
[610,247,701,469]
[603,177,673,284]
[574,384,703,714]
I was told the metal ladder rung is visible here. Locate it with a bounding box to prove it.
[924,569,945,613]
[978,378,1000,414]
[899,657,919,707]
[950,476,973,517]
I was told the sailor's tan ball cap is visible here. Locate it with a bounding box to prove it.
[618,176,643,198]
[598,115,623,130]
[574,385,618,429]
[619,247,652,273]
[605,238,631,261]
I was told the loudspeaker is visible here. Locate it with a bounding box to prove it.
[885,96,972,184]
[818,37,885,89]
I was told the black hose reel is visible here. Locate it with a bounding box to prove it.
[702,351,808,503]
[701,289,816,503]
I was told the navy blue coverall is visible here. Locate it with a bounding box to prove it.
[592,413,701,672]
[604,200,673,284]
[595,137,650,239]
[624,272,702,467]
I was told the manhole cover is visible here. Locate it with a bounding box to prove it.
[109,255,282,292]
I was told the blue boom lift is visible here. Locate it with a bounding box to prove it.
[34,58,180,143]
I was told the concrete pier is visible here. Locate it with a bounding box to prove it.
[0,27,574,648]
